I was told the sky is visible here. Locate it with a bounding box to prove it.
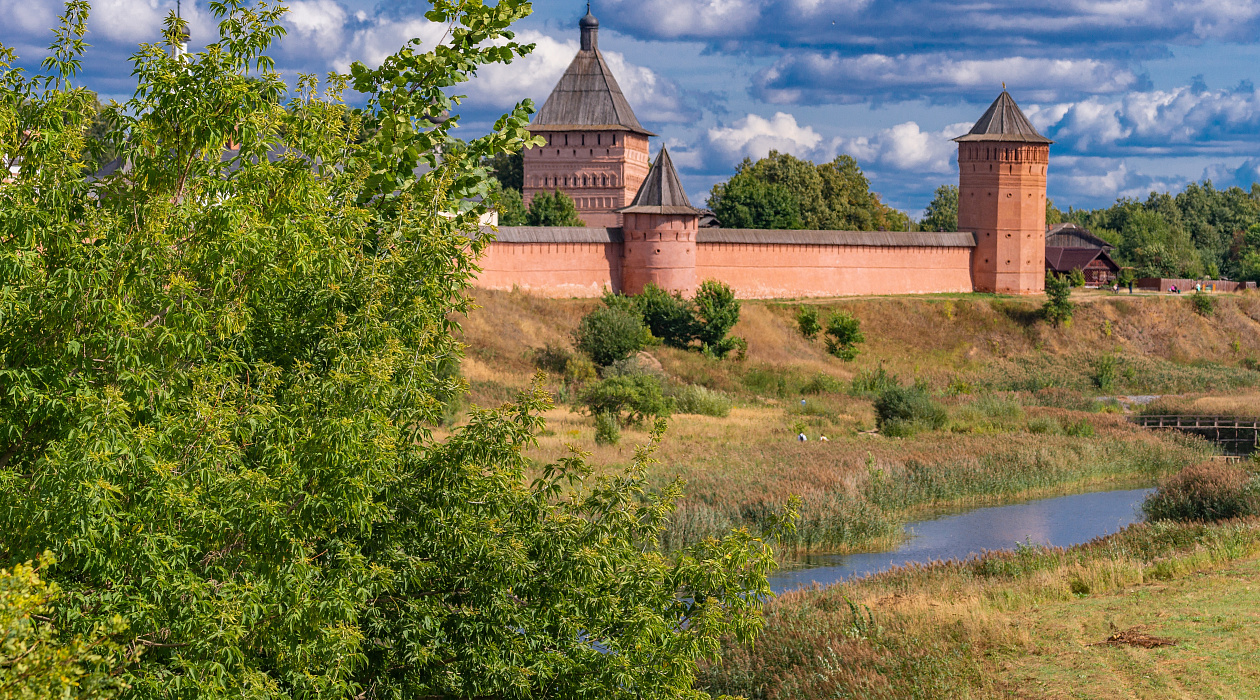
[6,0,1260,217]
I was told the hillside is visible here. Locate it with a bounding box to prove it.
[455,288,1260,554]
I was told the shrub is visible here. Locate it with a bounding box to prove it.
[574,306,648,366]
[1042,272,1075,327]
[593,412,621,445]
[874,386,947,436]
[1068,267,1087,288]
[795,306,821,340]
[1063,419,1096,437]
[524,189,586,226]
[1092,353,1118,392]
[634,284,696,348]
[670,385,733,417]
[600,354,668,382]
[850,365,900,397]
[824,311,864,360]
[1142,462,1260,522]
[532,344,572,375]
[801,372,844,395]
[1027,416,1062,434]
[693,280,742,354]
[579,374,675,426]
[1191,293,1217,317]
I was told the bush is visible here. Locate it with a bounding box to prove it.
[693,280,741,354]
[1191,293,1217,317]
[795,306,821,340]
[1142,462,1260,522]
[634,284,696,348]
[1092,353,1118,392]
[801,372,844,395]
[1042,272,1074,327]
[579,374,675,426]
[850,365,900,397]
[593,412,621,445]
[532,344,572,375]
[574,306,648,366]
[1027,416,1062,434]
[1068,267,1087,287]
[824,311,864,360]
[874,385,947,436]
[670,385,733,417]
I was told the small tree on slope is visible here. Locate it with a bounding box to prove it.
[0,2,778,698]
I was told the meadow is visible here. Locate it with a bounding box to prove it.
[455,289,1259,555]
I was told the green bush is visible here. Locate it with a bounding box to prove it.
[1027,416,1062,434]
[1092,353,1118,392]
[524,189,586,226]
[1142,462,1260,522]
[1068,267,1087,288]
[795,306,821,340]
[1063,419,1096,437]
[850,365,900,397]
[593,412,621,445]
[634,284,696,348]
[532,344,572,375]
[1042,272,1074,327]
[801,372,844,395]
[574,305,648,366]
[670,385,734,417]
[874,385,947,436]
[694,280,741,355]
[1191,293,1217,317]
[579,374,674,426]
[824,311,864,360]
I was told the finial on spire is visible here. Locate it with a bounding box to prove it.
[580,3,599,51]
[1002,81,1006,90]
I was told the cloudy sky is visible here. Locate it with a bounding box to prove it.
[6,0,1260,216]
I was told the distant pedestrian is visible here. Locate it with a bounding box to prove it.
[797,432,807,442]
[801,399,807,407]
[819,435,830,442]
[1128,280,1133,294]
[1195,282,1202,293]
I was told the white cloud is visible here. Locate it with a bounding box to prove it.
[706,112,823,162]
[831,121,969,173]
[285,0,348,53]
[599,0,764,39]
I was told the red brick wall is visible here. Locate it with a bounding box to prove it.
[958,142,1049,294]
[476,241,621,298]
[523,131,651,228]
[695,242,974,298]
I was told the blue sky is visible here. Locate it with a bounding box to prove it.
[6,0,1260,217]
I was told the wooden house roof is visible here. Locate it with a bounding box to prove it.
[955,91,1052,144]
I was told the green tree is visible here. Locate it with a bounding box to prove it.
[633,283,698,348]
[0,3,776,698]
[483,149,523,192]
[795,306,821,340]
[706,151,909,231]
[492,180,528,224]
[574,305,649,366]
[692,280,741,355]
[823,311,864,361]
[1042,272,1075,327]
[525,189,586,226]
[1046,198,1065,226]
[919,184,958,232]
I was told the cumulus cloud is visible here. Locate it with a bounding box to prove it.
[705,112,823,163]
[831,121,970,173]
[754,53,1143,105]
[599,0,1260,55]
[1035,82,1260,155]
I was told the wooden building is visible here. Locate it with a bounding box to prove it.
[1044,223,1120,286]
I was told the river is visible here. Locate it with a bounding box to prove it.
[769,487,1153,594]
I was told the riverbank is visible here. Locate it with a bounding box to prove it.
[455,289,1257,555]
[698,517,1260,698]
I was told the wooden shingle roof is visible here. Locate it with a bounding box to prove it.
[620,147,699,215]
[955,91,1052,144]
[529,12,653,136]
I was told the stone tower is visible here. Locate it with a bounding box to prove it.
[620,147,700,295]
[523,7,653,228]
[955,91,1052,294]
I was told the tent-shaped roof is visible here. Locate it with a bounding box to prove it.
[954,91,1052,144]
[620,147,698,215]
[529,11,653,136]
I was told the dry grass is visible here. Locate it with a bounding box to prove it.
[698,518,1260,699]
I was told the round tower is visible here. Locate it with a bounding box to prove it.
[955,91,1052,294]
[619,147,699,295]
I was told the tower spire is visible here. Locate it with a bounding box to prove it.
[580,3,599,52]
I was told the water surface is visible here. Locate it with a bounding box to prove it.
[770,487,1152,594]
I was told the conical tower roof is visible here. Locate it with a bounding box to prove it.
[529,9,653,136]
[620,147,698,214]
[954,91,1052,143]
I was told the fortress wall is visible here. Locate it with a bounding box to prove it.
[477,241,621,298]
[695,242,975,298]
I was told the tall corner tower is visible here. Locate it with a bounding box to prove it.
[523,6,654,228]
[620,147,700,295]
[955,91,1052,294]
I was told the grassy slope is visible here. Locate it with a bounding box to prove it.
[455,290,1260,553]
[697,519,1260,699]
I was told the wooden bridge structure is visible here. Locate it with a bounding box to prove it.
[1132,415,1260,456]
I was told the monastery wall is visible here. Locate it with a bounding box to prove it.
[476,228,621,298]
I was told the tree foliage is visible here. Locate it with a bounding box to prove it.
[574,305,648,366]
[823,311,863,361]
[919,184,958,232]
[1042,272,1075,327]
[708,151,909,231]
[0,2,778,698]
[524,189,586,226]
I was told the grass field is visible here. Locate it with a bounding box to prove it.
[697,518,1260,699]
[453,289,1255,554]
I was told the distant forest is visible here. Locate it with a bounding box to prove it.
[921,182,1260,282]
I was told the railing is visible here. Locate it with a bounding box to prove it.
[1132,415,1260,456]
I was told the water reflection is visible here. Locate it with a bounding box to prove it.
[770,487,1152,594]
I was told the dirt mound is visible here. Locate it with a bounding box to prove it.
[1088,625,1177,649]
